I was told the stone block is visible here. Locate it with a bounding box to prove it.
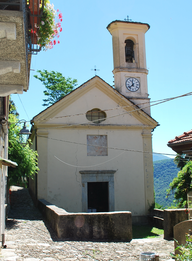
[173,220,192,255]
[0,22,16,40]
[164,209,188,240]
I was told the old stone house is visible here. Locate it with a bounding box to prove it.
[0,0,44,245]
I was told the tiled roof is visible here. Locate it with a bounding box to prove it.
[168,130,192,145]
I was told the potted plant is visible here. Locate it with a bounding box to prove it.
[28,0,62,50]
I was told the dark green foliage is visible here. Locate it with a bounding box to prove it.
[172,235,192,260]
[167,161,192,207]
[8,100,39,187]
[174,154,189,170]
[154,158,179,208]
[34,70,77,107]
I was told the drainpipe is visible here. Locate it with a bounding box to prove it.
[35,128,38,204]
[1,120,8,247]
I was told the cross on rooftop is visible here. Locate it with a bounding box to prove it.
[124,15,132,22]
[91,66,100,76]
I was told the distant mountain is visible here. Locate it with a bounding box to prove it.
[153,153,170,162]
[153,158,179,208]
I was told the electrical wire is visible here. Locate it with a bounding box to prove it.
[54,151,125,168]
[37,134,177,157]
[34,91,192,131]
[39,91,192,122]
[17,94,30,121]
[13,91,192,160]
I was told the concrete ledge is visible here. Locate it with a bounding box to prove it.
[164,209,188,240]
[174,220,192,255]
[38,199,132,242]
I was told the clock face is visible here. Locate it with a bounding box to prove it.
[125,77,140,92]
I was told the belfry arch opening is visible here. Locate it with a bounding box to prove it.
[125,39,134,63]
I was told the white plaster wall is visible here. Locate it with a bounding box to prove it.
[37,126,149,215]
[45,87,142,126]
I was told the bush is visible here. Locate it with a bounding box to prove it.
[172,235,192,260]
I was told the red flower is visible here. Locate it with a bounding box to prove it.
[57,9,59,12]
[58,40,60,44]
[54,40,56,45]
[58,13,62,19]
[60,19,63,22]
[60,28,62,32]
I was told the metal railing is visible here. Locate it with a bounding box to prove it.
[27,0,44,54]
[0,0,44,55]
[0,0,22,11]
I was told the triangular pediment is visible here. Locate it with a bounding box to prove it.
[32,76,157,129]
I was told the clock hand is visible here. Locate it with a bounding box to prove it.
[132,79,134,86]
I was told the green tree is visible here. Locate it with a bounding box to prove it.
[8,100,39,187]
[174,153,189,170]
[167,161,192,208]
[34,70,77,107]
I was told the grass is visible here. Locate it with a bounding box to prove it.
[133,225,164,239]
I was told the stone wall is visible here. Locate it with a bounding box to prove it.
[174,220,192,255]
[38,199,132,242]
[163,209,188,240]
[150,209,189,240]
[150,209,164,229]
[0,10,29,93]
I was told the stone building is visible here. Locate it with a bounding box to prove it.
[0,0,43,245]
[29,20,158,223]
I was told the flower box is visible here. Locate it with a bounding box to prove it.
[28,0,63,50]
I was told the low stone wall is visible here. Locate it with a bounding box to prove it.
[164,209,188,240]
[150,209,164,229]
[174,220,192,255]
[38,199,132,242]
[150,208,189,240]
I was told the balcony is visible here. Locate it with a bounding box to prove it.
[0,0,44,96]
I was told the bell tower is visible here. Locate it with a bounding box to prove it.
[107,20,150,115]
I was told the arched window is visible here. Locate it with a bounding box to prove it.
[125,39,134,63]
[86,108,106,124]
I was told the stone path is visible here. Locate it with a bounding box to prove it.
[0,186,174,260]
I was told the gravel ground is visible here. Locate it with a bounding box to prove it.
[0,186,174,261]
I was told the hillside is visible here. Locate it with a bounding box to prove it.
[153,158,179,208]
[153,154,170,162]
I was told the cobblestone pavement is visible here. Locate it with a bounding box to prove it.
[0,186,174,261]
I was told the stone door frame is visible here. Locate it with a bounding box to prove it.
[79,170,116,212]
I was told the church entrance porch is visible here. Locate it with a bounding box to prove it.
[88,182,109,212]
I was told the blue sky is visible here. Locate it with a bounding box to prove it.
[12,0,192,157]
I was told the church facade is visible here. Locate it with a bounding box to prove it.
[29,20,158,222]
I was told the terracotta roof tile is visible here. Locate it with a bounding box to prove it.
[168,130,192,145]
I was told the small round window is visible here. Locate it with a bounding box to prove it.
[86,108,106,124]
